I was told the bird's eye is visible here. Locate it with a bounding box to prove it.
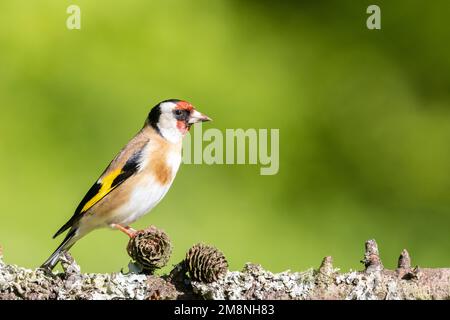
[175,110,182,116]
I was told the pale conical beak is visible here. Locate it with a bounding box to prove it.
[188,109,212,124]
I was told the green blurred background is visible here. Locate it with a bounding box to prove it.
[0,0,449,274]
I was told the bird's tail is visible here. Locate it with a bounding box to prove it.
[40,228,78,271]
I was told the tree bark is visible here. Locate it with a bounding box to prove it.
[0,240,449,300]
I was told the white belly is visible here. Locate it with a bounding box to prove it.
[112,150,181,226]
[114,176,172,225]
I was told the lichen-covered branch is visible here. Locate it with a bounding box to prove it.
[1,240,449,300]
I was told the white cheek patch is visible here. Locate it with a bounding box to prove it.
[157,102,184,143]
[158,113,180,141]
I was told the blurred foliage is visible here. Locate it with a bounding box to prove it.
[0,0,449,273]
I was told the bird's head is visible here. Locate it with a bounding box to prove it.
[146,99,211,143]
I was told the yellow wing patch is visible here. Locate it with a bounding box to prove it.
[81,168,123,213]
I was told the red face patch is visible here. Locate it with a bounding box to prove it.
[175,101,194,111]
[176,120,189,135]
[174,101,194,135]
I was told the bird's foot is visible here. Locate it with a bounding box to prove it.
[111,224,137,238]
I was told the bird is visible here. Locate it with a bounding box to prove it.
[40,99,211,271]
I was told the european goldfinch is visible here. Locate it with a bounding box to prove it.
[41,99,211,270]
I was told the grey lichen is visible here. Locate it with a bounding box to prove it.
[0,261,61,300]
[337,271,387,300]
[191,263,315,300]
[0,252,176,300]
[1,239,449,300]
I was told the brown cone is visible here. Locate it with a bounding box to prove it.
[127,226,172,271]
[185,243,228,283]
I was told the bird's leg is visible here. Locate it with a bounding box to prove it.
[124,225,137,233]
[111,224,137,238]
